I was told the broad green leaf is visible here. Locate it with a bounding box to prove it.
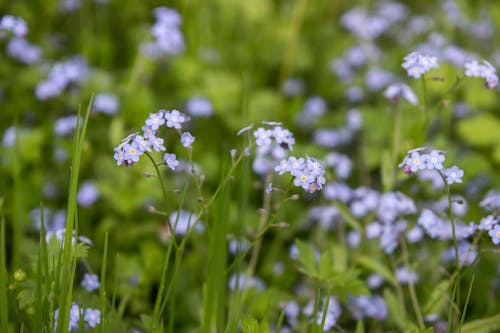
[461,314,500,333]
[356,255,398,287]
[318,252,334,281]
[295,240,318,278]
[331,244,347,272]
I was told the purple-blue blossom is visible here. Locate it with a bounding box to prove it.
[77,181,100,207]
[444,166,464,184]
[402,52,439,78]
[180,132,195,148]
[93,93,119,115]
[81,273,100,292]
[163,153,179,170]
[84,308,101,328]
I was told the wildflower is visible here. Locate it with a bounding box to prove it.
[163,153,179,170]
[148,7,184,55]
[6,37,42,64]
[402,52,439,78]
[348,295,388,320]
[93,93,119,115]
[315,297,342,331]
[186,97,213,117]
[425,150,445,170]
[275,156,326,193]
[272,126,295,150]
[366,274,384,289]
[168,210,203,235]
[134,135,152,153]
[253,127,273,146]
[489,225,500,245]
[84,308,101,328]
[395,266,418,284]
[164,109,188,129]
[54,116,79,136]
[145,111,165,130]
[442,241,477,266]
[0,15,28,37]
[406,226,424,243]
[464,59,498,89]
[35,57,90,100]
[81,273,100,292]
[123,142,141,163]
[444,166,464,184]
[69,303,81,331]
[265,183,273,195]
[150,136,166,152]
[384,83,418,105]
[180,132,195,148]
[77,181,100,207]
[480,191,500,211]
[324,152,352,179]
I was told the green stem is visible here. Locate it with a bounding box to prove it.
[421,76,429,135]
[400,237,424,329]
[144,152,178,249]
[391,102,403,187]
[247,173,273,276]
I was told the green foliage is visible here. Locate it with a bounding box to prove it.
[295,240,368,301]
[241,317,271,333]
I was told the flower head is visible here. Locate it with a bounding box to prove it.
[180,132,195,148]
[402,52,439,78]
[81,273,100,292]
[163,153,179,170]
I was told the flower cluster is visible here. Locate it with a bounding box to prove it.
[240,123,295,175]
[275,156,326,193]
[113,109,191,168]
[464,59,498,89]
[0,15,28,38]
[35,57,90,100]
[383,83,418,105]
[54,303,101,331]
[143,7,184,58]
[399,148,464,185]
[347,295,388,320]
[402,52,439,78]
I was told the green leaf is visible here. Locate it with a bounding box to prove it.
[317,252,334,281]
[327,270,369,302]
[295,240,318,278]
[461,314,500,333]
[423,280,450,316]
[457,114,500,147]
[241,317,260,333]
[383,289,406,330]
[356,255,398,287]
[355,320,365,333]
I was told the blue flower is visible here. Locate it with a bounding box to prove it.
[81,273,100,292]
[402,52,439,78]
[186,97,213,117]
[122,142,142,163]
[488,225,500,245]
[84,308,101,328]
[150,137,166,152]
[444,166,464,184]
[145,111,165,130]
[425,150,445,170]
[134,135,152,153]
[180,132,195,148]
[164,109,188,129]
[93,93,119,115]
[479,215,498,231]
[77,181,100,207]
[384,83,418,105]
[163,153,179,170]
[253,127,273,146]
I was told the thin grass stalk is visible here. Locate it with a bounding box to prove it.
[225,150,250,333]
[400,237,424,329]
[202,158,231,333]
[34,205,49,332]
[152,182,190,331]
[99,233,109,333]
[0,205,8,332]
[57,96,93,332]
[457,274,475,333]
